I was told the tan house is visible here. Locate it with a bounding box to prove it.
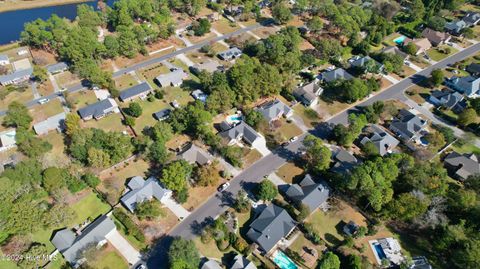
[406,38,432,55]
[422,28,451,46]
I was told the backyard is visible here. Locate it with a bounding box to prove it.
[82,113,129,133]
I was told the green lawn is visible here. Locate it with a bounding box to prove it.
[115,74,138,90]
[212,18,241,34]
[83,113,129,133]
[451,141,480,155]
[193,237,236,259]
[112,215,148,251]
[0,251,19,269]
[90,248,128,269]
[276,119,303,141]
[71,192,111,225]
[67,90,98,111]
[307,210,345,247]
[427,46,458,62]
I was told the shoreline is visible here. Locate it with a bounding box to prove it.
[0,0,93,13]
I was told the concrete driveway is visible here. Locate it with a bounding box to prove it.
[105,230,142,266]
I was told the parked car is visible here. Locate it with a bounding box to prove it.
[38,98,49,104]
[218,182,230,192]
[289,136,298,143]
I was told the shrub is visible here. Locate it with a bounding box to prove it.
[113,208,145,242]
[82,173,101,188]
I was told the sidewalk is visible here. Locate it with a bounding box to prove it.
[382,74,400,84]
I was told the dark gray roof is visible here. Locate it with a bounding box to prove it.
[411,256,432,269]
[119,82,152,101]
[462,12,480,26]
[361,124,399,156]
[332,149,358,174]
[320,68,354,83]
[293,81,323,104]
[0,67,33,84]
[77,98,117,119]
[283,174,330,211]
[445,20,466,33]
[430,90,463,109]
[389,109,427,140]
[219,121,232,132]
[246,204,296,253]
[202,259,223,269]
[120,177,172,212]
[153,108,171,121]
[257,99,292,122]
[47,62,68,73]
[231,254,257,269]
[53,215,116,264]
[178,143,213,165]
[444,151,480,180]
[466,63,480,75]
[350,56,382,69]
[219,121,262,145]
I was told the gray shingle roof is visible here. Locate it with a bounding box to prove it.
[389,109,427,141]
[283,174,330,211]
[77,98,117,119]
[332,149,358,174]
[218,47,242,60]
[202,259,223,269]
[257,99,292,122]
[430,90,464,109]
[47,62,68,73]
[119,82,152,101]
[466,63,480,75]
[350,56,382,69]
[319,68,354,83]
[444,151,480,180]
[219,121,262,145]
[293,81,323,105]
[361,124,399,156]
[246,204,296,253]
[51,229,76,252]
[178,143,213,165]
[445,20,466,33]
[462,12,480,26]
[380,46,408,59]
[52,215,116,264]
[33,112,66,135]
[155,69,188,87]
[120,177,172,212]
[0,67,33,85]
[153,108,171,121]
[231,254,257,269]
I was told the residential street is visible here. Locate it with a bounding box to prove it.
[144,42,480,269]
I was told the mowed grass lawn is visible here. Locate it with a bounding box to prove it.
[90,246,128,269]
[276,119,303,141]
[67,90,98,111]
[30,98,64,122]
[83,113,129,133]
[71,191,111,225]
[427,46,458,62]
[115,73,138,90]
[127,98,169,133]
[211,17,240,34]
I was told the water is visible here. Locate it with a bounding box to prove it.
[272,250,298,269]
[0,0,115,45]
[393,35,407,45]
[374,244,387,260]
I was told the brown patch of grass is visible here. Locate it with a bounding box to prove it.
[243,148,262,168]
[276,162,304,184]
[37,79,54,97]
[183,184,219,211]
[55,71,80,88]
[114,73,139,90]
[30,98,64,122]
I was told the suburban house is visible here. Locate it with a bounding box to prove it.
[405,38,432,55]
[191,60,223,74]
[445,20,467,35]
[281,174,330,212]
[191,89,208,102]
[0,129,16,151]
[219,121,266,149]
[51,215,116,266]
[202,259,223,269]
[246,204,297,254]
[421,28,451,46]
[369,237,405,266]
[257,99,293,123]
[331,148,359,174]
[466,63,480,76]
[445,75,480,97]
[155,68,188,87]
[389,109,428,143]
[0,67,33,86]
[120,176,172,213]
[463,12,480,26]
[444,151,480,181]
[380,46,408,60]
[231,254,257,269]
[360,124,399,156]
[293,81,324,107]
[349,55,384,73]
[318,67,354,83]
[178,143,213,166]
[343,221,359,236]
[0,55,9,65]
[47,62,69,74]
[153,108,172,121]
[428,89,465,112]
[119,82,153,102]
[77,98,119,121]
[218,47,242,61]
[33,112,66,135]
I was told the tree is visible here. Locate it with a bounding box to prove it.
[220,146,243,168]
[161,160,192,193]
[233,190,250,213]
[16,128,52,157]
[42,167,67,193]
[148,140,170,164]
[430,69,444,87]
[3,101,32,128]
[427,16,447,31]
[124,115,136,126]
[64,113,81,136]
[386,192,429,221]
[87,147,111,168]
[307,16,323,32]
[196,161,221,187]
[461,27,475,39]
[362,141,379,157]
[318,251,341,269]
[347,254,362,269]
[82,173,100,188]
[302,135,331,173]
[135,200,163,220]
[126,102,143,117]
[192,18,211,36]
[458,108,477,127]
[256,179,278,201]
[244,109,264,129]
[272,2,292,24]
[168,237,200,269]
[409,0,425,21]
[424,131,446,151]
[404,42,418,56]
[32,65,48,82]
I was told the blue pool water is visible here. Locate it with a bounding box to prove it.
[227,115,242,122]
[374,244,387,260]
[273,251,298,269]
[394,35,407,45]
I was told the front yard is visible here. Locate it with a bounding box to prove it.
[276,162,305,184]
[427,45,458,62]
[30,98,64,122]
[82,113,129,133]
[211,18,241,34]
[66,90,98,111]
[114,73,139,90]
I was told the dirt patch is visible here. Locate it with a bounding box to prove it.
[183,184,220,211]
[30,49,57,66]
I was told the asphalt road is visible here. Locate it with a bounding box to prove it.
[0,22,269,116]
[144,42,480,268]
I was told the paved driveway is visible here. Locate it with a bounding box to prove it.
[105,230,142,265]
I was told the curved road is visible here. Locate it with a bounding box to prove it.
[145,42,480,268]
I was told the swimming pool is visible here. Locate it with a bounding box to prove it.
[272,250,298,269]
[393,35,407,45]
[226,114,243,124]
[374,244,387,260]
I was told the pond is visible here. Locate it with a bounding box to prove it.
[0,0,115,45]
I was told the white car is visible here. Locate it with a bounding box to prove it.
[289,136,298,143]
[38,98,49,104]
[218,182,230,192]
